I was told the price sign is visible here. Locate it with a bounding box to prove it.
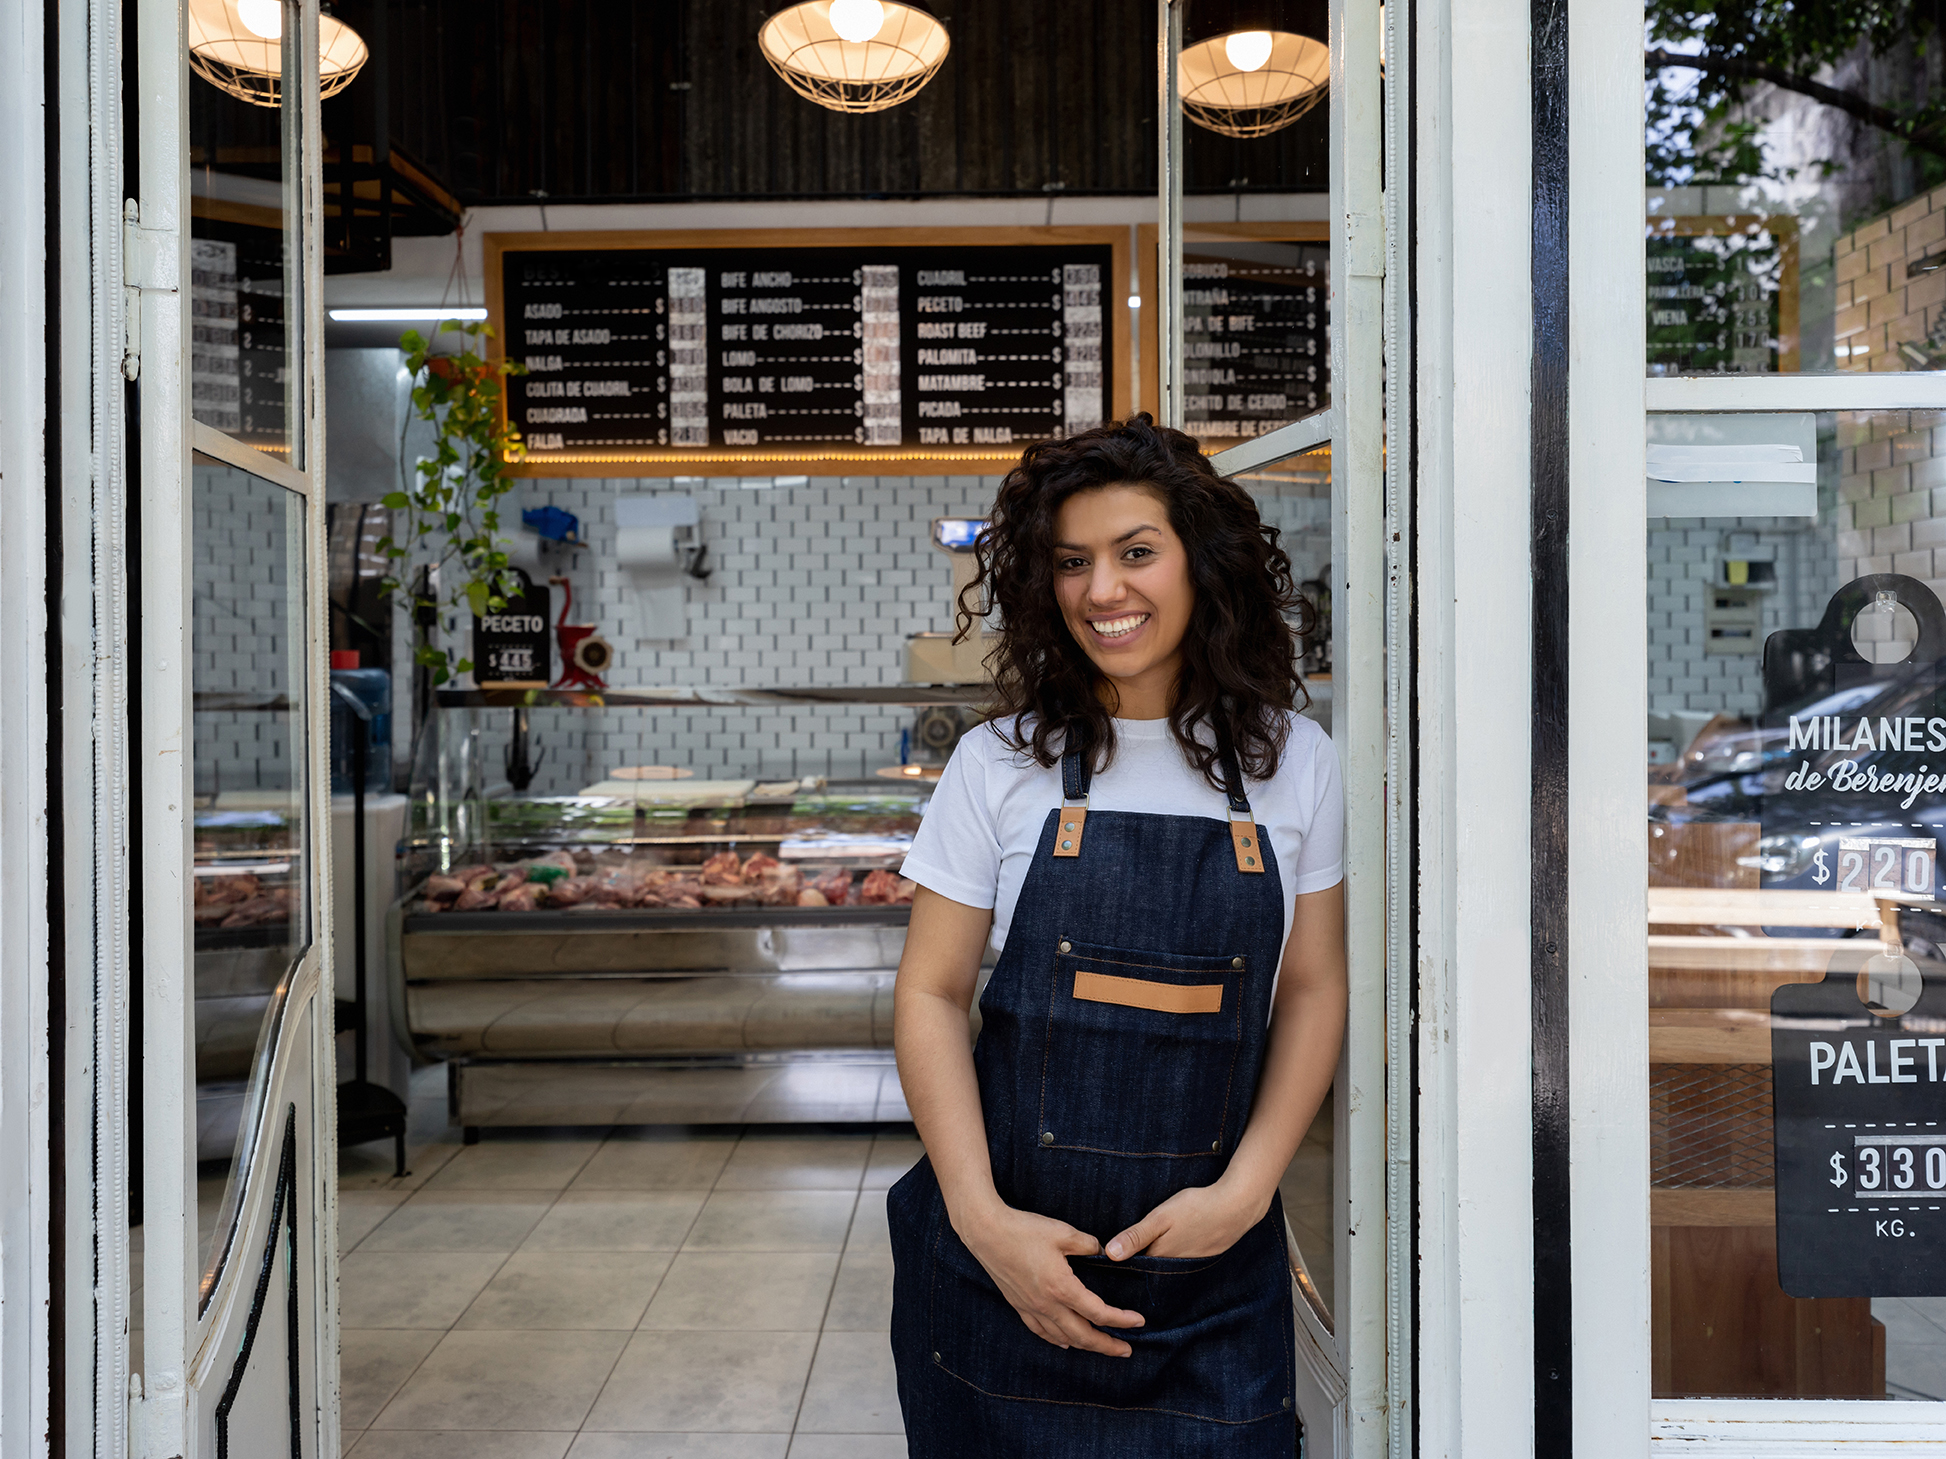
[471,568,552,688]
[1756,574,1946,912]
[1773,956,1946,1296]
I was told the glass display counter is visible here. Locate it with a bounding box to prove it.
[392,686,985,1132]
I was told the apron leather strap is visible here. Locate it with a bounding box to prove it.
[1053,745,1090,858]
[1051,734,1264,874]
[1217,740,1266,875]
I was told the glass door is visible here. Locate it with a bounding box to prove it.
[1606,0,1946,1445]
[132,0,337,1454]
[1181,0,1395,1451]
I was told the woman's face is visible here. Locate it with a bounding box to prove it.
[1052,483,1195,717]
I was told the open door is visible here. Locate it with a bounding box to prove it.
[1166,0,1396,1450]
[130,1,338,1454]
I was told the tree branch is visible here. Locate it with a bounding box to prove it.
[1646,47,1946,162]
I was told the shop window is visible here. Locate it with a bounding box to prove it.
[1646,6,1946,378]
[1647,409,1946,1402]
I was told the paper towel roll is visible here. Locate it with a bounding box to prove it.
[616,525,682,574]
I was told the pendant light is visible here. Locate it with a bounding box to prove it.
[1178,1,1328,139]
[758,0,951,115]
[188,0,369,108]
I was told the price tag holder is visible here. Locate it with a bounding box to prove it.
[1773,954,1946,1297]
[471,567,552,688]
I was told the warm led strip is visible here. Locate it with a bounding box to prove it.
[508,450,1022,466]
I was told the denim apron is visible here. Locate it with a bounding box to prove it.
[889,737,1296,1456]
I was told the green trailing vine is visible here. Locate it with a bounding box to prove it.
[377,320,526,684]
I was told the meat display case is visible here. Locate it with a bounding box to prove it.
[391,685,988,1134]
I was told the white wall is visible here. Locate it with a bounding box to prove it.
[429,471,1330,792]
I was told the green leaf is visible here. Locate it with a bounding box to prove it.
[381,491,411,509]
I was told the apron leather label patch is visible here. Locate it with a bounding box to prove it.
[1230,819,1266,874]
[1072,968,1224,1014]
[1052,806,1087,857]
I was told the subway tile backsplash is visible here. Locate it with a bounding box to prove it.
[396,472,1327,795]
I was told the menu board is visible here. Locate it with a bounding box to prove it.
[1180,241,1330,443]
[486,230,1128,475]
[1646,216,1799,374]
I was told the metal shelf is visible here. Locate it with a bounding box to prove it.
[436,684,986,709]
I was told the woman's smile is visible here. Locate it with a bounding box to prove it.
[1088,611,1151,641]
[1054,483,1195,718]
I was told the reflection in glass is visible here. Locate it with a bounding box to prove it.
[1179,239,1330,446]
[1647,410,1946,1400]
[191,454,310,1306]
[188,0,303,463]
[1646,4,1946,375]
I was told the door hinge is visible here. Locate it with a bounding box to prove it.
[126,1371,144,1459]
[121,199,181,382]
[1345,209,1386,280]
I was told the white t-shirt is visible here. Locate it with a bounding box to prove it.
[902,711,1344,958]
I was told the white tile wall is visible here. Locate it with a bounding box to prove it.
[193,461,305,796]
[412,473,1332,795]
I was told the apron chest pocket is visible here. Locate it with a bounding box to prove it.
[1037,940,1245,1159]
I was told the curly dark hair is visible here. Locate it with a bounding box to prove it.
[956,414,1316,791]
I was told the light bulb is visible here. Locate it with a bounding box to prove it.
[1224,29,1274,72]
[1127,295,1142,310]
[829,0,887,44]
[236,0,282,40]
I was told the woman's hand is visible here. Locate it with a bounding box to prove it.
[1105,1179,1269,1261]
[957,1202,1146,1356]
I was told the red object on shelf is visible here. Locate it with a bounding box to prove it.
[331,650,361,670]
[548,575,612,690]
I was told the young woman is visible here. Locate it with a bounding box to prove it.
[888,416,1348,1455]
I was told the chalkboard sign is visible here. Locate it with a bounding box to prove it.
[1773,956,1946,1298]
[1645,215,1800,375]
[1179,240,1330,443]
[471,568,551,687]
[486,229,1129,475]
[1136,225,1331,451]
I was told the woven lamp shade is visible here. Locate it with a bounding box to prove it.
[759,1,950,115]
[1178,28,1329,138]
[187,0,368,107]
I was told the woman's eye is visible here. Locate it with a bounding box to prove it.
[1123,545,1155,562]
[1057,556,1087,571]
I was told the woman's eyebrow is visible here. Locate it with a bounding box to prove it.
[1052,524,1161,552]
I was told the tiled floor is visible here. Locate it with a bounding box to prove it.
[337,1071,912,1459]
[1877,1297,1946,1400]
[331,1068,1339,1457]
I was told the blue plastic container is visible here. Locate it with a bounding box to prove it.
[329,652,393,794]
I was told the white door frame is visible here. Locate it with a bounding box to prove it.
[1411,0,1946,1449]
[1200,0,1393,1450]
[127,0,338,1454]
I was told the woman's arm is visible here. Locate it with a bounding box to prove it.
[1106,880,1348,1261]
[894,886,1145,1355]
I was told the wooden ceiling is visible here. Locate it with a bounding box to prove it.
[364,0,1329,205]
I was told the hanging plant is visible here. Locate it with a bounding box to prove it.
[377,320,526,684]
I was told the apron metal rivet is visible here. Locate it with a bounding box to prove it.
[1232,957,1243,969]
[934,1351,942,1363]
[1061,839,1072,850]
[1058,940,1071,953]
[1211,1140,1221,1152]
[1064,821,1075,831]
[1245,856,1256,866]
[1041,1130,1054,1145]
[1241,837,1252,848]
[1282,1398,1291,1409]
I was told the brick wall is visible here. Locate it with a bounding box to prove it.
[1834,188,1946,371]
